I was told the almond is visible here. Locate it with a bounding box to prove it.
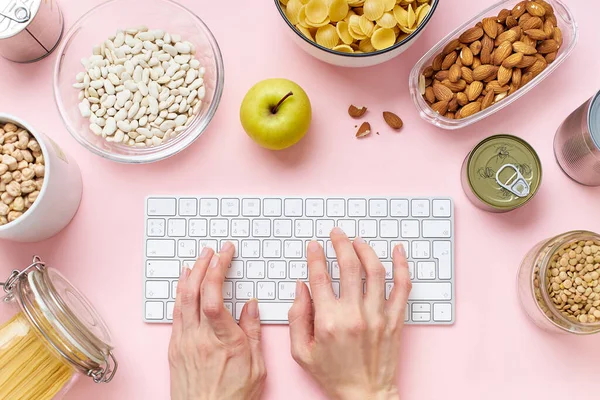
[520,16,543,30]
[431,100,449,115]
[472,64,498,81]
[355,122,371,138]
[466,81,484,101]
[521,71,534,87]
[486,80,510,94]
[481,89,495,110]
[553,27,563,47]
[480,47,492,65]
[445,112,455,119]
[505,15,518,28]
[442,79,467,93]
[495,29,519,45]
[442,39,461,56]
[482,17,498,39]
[521,35,538,48]
[448,64,462,83]
[481,35,494,54]
[524,29,547,40]
[536,0,554,15]
[512,41,537,55]
[459,26,484,44]
[448,96,459,112]
[441,51,458,70]
[433,82,454,102]
[515,55,537,68]
[545,51,557,64]
[460,47,474,66]
[508,82,519,95]
[526,59,547,76]
[423,66,434,78]
[382,112,403,130]
[435,70,449,81]
[511,1,527,19]
[432,53,444,71]
[472,56,482,69]
[497,8,511,24]
[537,39,559,54]
[526,1,546,17]
[494,92,508,103]
[497,66,513,86]
[502,52,523,68]
[348,105,367,118]
[512,68,522,87]
[461,67,474,83]
[469,40,482,56]
[457,102,481,119]
[456,92,469,106]
[425,87,436,103]
[546,14,558,27]
[493,40,513,65]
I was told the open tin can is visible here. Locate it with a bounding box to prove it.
[0,0,64,62]
[461,134,542,213]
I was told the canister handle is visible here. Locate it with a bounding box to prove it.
[1,256,45,295]
[0,0,31,23]
[495,164,530,198]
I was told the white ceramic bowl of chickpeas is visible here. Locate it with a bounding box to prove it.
[275,0,438,67]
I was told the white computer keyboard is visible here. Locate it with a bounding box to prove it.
[144,196,454,325]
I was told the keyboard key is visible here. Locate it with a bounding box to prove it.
[278,282,296,300]
[146,281,169,299]
[385,282,393,299]
[391,240,410,258]
[325,240,337,258]
[147,198,176,216]
[306,199,324,217]
[210,219,228,237]
[147,239,175,257]
[433,303,452,321]
[178,239,196,258]
[224,302,233,316]
[289,262,308,279]
[369,240,388,259]
[247,261,266,279]
[358,220,377,238]
[412,312,431,322]
[380,220,399,238]
[231,219,250,237]
[409,283,452,301]
[252,219,271,237]
[330,261,341,279]
[226,261,244,279]
[263,240,282,258]
[181,260,195,270]
[223,282,233,299]
[382,261,393,279]
[198,239,218,253]
[235,282,254,299]
[263,199,282,216]
[433,241,452,280]
[221,198,240,216]
[188,219,207,237]
[412,241,431,259]
[316,219,335,238]
[145,302,164,320]
[295,220,313,237]
[348,199,367,217]
[390,199,409,217]
[146,260,180,278]
[179,198,197,216]
[408,262,415,280]
[411,199,430,217]
[147,218,165,237]
[401,220,420,238]
[199,198,218,216]
[252,302,294,322]
[257,282,276,300]
[331,281,340,298]
[274,219,293,237]
[432,199,452,217]
[268,261,286,279]
[405,306,409,322]
[412,303,431,312]
[326,199,345,217]
[166,302,175,320]
[417,261,436,280]
[336,220,356,237]
[422,220,451,238]
[242,198,261,216]
[168,219,186,237]
[241,240,260,258]
[284,240,303,258]
[284,198,303,216]
[369,199,388,217]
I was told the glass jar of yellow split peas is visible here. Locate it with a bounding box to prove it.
[0,256,117,400]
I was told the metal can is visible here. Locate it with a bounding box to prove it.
[461,134,542,213]
[554,90,600,186]
[0,0,64,63]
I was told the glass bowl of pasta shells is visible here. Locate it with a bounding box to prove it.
[275,0,438,67]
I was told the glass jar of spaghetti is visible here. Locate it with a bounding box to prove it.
[0,256,117,399]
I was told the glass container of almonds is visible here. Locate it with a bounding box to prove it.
[518,231,600,334]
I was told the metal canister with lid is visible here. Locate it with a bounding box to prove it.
[461,134,542,213]
[554,90,600,186]
[0,0,63,63]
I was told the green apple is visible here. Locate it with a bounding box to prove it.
[240,78,312,150]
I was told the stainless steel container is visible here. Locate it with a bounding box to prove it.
[554,90,600,186]
[0,0,64,62]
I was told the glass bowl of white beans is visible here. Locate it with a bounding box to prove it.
[53,0,224,164]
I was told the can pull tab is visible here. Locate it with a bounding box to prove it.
[0,0,31,23]
[496,164,530,197]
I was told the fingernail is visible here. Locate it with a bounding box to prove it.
[396,244,406,257]
[308,241,321,253]
[221,241,232,252]
[331,227,344,236]
[209,254,221,269]
[199,246,212,259]
[180,266,191,281]
[354,236,365,244]
[248,299,259,318]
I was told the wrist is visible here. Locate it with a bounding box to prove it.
[335,387,400,400]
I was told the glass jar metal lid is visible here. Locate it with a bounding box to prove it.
[466,134,542,210]
[1,256,117,383]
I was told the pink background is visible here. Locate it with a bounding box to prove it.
[1,0,600,399]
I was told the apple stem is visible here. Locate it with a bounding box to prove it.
[271,91,294,114]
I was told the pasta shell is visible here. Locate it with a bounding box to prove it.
[296,24,314,41]
[359,38,376,52]
[333,44,355,53]
[363,0,385,21]
[371,27,396,50]
[359,15,375,37]
[285,0,303,25]
[336,21,354,45]
[305,0,329,24]
[399,23,416,34]
[407,4,416,27]
[315,24,340,48]
[376,12,397,29]
[306,16,331,27]
[299,0,310,3]
[297,6,311,29]
[348,0,365,6]
[383,0,396,12]
[416,4,431,26]
[393,5,408,27]
[329,0,350,22]
[344,10,356,22]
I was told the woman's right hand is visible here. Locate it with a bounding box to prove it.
[288,228,412,400]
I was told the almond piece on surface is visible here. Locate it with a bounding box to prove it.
[382,112,403,130]
[348,105,368,118]
[355,122,371,138]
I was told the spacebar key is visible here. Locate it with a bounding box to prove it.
[409,283,452,301]
[258,303,293,322]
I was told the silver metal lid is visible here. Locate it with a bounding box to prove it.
[0,0,39,39]
[588,90,600,150]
